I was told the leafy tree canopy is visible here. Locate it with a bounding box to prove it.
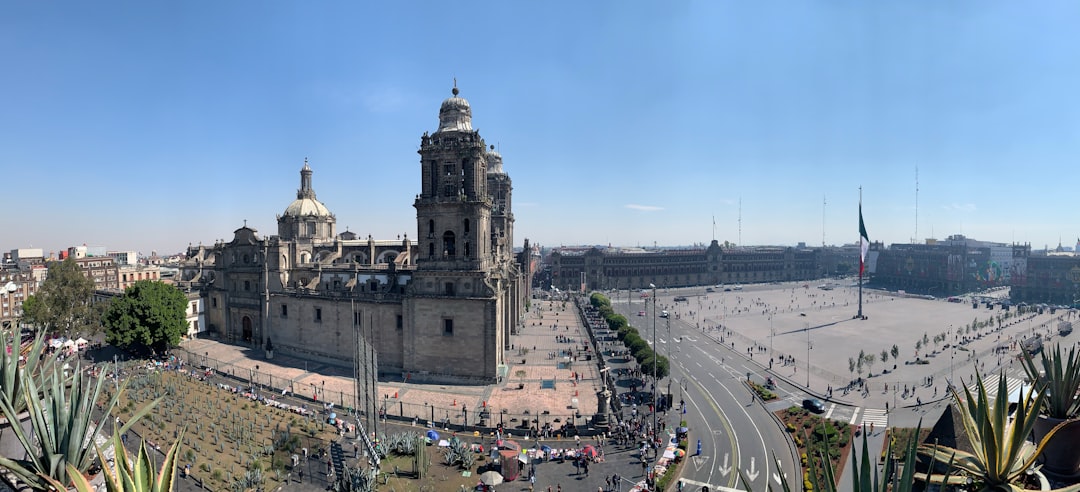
[21,258,97,337]
[103,280,188,355]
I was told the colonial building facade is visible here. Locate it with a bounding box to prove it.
[873,237,1026,296]
[548,241,825,291]
[179,87,530,383]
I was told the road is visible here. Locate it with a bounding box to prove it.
[614,293,800,492]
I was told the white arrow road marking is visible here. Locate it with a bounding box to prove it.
[718,452,731,477]
[773,457,787,485]
[680,478,743,492]
[745,456,759,482]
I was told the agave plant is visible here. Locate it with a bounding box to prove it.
[43,428,184,492]
[0,360,161,490]
[0,329,61,415]
[917,369,1080,492]
[1020,343,1080,475]
[1020,343,1080,419]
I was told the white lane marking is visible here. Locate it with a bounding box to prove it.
[681,478,743,492]
[849,407,861,425]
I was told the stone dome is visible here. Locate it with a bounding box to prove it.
[283,197,331,217]
[437,86,473,133]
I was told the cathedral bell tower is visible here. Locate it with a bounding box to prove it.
[414,85,493,274]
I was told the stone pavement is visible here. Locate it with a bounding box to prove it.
[180,298,599,433]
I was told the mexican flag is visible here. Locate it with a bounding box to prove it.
[859,204,870,275]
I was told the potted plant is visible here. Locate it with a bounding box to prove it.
[0,360,160,491]
[1021,343,1080,477]
[917,370,1080,492]
[42,429,184,492]
[0,330,62,461]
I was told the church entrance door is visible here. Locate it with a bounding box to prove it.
[242,316,253,343]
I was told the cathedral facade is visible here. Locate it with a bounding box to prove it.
[180,87,530,384]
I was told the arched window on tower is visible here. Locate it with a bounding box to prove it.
[442,231,456,258]
[428,243,435,258]
[464,219,470,233]
[428,220,435,238]
[464,242,471,258]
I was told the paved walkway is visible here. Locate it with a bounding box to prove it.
[180,299,599,432]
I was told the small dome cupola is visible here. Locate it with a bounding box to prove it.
[437,82,473,133]
[283,158,332,218]
[486,145,504,174]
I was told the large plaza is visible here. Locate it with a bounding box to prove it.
[622,282,1074,407]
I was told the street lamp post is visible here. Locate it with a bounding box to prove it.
[950,346,955,386]
[1,281,17,331]
[666,315,671,411]
[769,315,774,359]
[806,322,811,389]
[650,283,657,441]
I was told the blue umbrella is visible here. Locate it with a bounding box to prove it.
[540,445,552,453]
[426,429,440,441]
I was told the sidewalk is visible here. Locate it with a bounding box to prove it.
[180,298,599,434]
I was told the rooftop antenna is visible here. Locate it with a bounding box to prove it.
[914,166,919,244]
[712,215,716,242]
[822,194,827,248]
[738,197,742,246]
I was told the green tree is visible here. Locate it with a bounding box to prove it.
[641,354,670,381]
[890,344,899,362]
[20,257,97,337]
[103,280,188,355]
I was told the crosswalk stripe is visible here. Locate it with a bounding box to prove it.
[849,407,861,425]
[967,374,1026,400]
[860,408,888,427]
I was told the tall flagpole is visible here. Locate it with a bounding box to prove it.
[858,186,864,319]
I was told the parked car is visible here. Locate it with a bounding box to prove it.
[674,296,687,302]
[802,398,825,414]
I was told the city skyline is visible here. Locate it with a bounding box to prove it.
[3,2,1079,256]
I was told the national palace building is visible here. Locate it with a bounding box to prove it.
[179,86,531,384]
[547,242,844,291]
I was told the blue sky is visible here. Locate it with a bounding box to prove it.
[3,2,1079,256]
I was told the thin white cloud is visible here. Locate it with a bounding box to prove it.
[943,203,977,212]
[625,204,664,212]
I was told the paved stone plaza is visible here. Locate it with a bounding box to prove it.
[640,282,1076,410]
[180,299,599,430]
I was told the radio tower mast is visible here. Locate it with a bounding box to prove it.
[914,166,919,244]
[822,195,827,247]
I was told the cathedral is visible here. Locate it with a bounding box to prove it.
[180,86,531,384]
